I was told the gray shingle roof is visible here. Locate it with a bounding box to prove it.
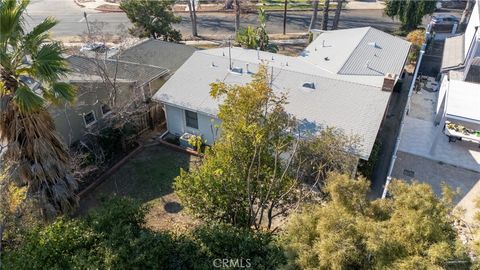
[154,27,410,159]
[67,55,168,86]
[111,39,197,72]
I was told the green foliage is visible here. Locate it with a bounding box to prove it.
[3,197,285,269]
[281,173,471,270]
[357,140,381,180]
[192,223,286,269]
[0,0,75,112]
[384,0,437,31]
[406,29,426,64]
[120,0,182,41]
[236,8,278,52]
[175,66,297,230]
[176,66,360,231]
[1,0,78,219]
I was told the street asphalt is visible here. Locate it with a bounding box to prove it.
[25,0,461,39]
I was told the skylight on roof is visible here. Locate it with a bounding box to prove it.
[231,67,243,74]
[302,82,315,90]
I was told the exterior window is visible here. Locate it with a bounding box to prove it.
[185,110,198,129]
[83,111,96,127]
[101,104,112,116]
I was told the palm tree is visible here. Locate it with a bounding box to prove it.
[321,0,330,30]
[0,0,78,218]
[331,0,344,30]
[309,0,320,31]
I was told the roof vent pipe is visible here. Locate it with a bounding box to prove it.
[246,63,249,73]
[257,47,260,60]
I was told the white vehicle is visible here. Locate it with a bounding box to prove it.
[80,42,108,53]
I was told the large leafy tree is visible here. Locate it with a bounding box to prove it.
[384,0,437,32]
[0,0,78,218]
[282,173,470,269]
[120,0,182,41]
[175,66,360,231]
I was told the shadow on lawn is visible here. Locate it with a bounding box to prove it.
[76,145,196,215]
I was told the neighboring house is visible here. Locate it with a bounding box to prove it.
[390,0,479,225]
[153,27,411,160]
[50,40,197,145]
[50,55,169,145]
[112,39,198,73]
[435,0,480,138]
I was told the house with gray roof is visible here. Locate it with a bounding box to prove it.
[153,27,411,160]
[50,55,170,145]
[111,39,197,73]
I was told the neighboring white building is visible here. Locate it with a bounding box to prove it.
[153,27,411,160]
[435,0,480,142]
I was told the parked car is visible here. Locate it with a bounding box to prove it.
[80,42,108,53]
[430,14,460,25]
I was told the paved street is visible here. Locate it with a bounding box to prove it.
[25,0,410,38]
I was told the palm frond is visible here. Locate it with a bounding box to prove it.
[24,17,58,53]
[0,0,29,45]
[30,42,69,82]
[13,85,44,113]
[44,82,77,104]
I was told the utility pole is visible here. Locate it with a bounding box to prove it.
[283,0,288,35]
[84,12,91,39]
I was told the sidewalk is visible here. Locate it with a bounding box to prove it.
[74,0,385,13]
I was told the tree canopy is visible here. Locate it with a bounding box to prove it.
[281,173,470,269]
[384,0,437,32]
[3,197,285,269]
[120,0,182,41]
[236,8,278,52]
[175,66,361,231]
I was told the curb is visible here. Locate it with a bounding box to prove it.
[77,143,144,198]
[95,6,124,13]
[73,0,85,8]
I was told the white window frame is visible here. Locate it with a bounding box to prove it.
[185,110,199,129]
[83,110,97,127]
[101,103,112,117]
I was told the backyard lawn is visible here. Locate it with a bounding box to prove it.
[78,144,200,232]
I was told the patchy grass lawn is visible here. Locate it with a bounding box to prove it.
[78,145,200,232]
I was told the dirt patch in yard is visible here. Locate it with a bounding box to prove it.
[78,144,200,232]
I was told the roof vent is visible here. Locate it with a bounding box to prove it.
[302,82,315,90]
[368,42,379,48]
[231,67,243,74]
[324,57,330,61]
